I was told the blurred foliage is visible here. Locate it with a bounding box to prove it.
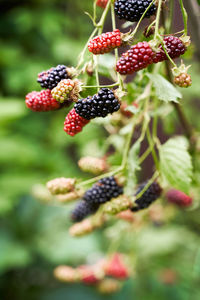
[0,0,200,300]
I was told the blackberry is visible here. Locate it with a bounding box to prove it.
[88,30,122,55]
[174,72,192,88]
[114,0,157,23]
[64,108,90,136]
[37,64,70,89]
[83,176,123,205]
[153,36,186,63]
[74,88,120,120]
[25,89,60,112]
[71,200,100,222]
[132,181,162,211]
[116,41,154,75]
[166,189,193,207]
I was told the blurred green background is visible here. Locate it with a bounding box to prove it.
[0,0,200,299]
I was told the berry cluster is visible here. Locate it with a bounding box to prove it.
[114,0,157,22]
[37,64,70,90]
[74,88,120,120]
[116,36,186,75]
[166,189,193,207]
[84,176,123,205]
[88,30,122,55]
[25,89,60,112]
[64,108,90,136]
[54,253,129,289]
[132,181,162,212]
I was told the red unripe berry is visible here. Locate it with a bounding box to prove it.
[96,0,108,9]
[104,253,129,280]
[116,36,186,75]
[88,29,122,55]
[25,89,60,112]
[116,41,154,74]
[78,266,100,285]
[64,108,89,136]
[166,189,193,207]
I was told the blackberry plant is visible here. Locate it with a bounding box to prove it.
[24,0,199,295]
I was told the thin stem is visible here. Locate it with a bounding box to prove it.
[110,1,124,91]
[121,118,137,169]
[154,0,163,38]
[159,37,177,68]
[138,144,155,164]
[128,0,156,42]
[179,0,188,35]
[133,171,159,202]
[82,82,120,89]
[94,55,100,92]
[76,27,98,69]
[152,96,158,139]
[146,126,160,170]
[77,167,122,188]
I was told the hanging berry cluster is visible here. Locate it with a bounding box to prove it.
[27,0,195,290]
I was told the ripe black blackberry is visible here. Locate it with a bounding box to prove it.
[71,200,100,222]
[74,88,120,120]
[114,0,157,23]
[132,181,162,211]
[37,65,70,90]
[83,176,123,205]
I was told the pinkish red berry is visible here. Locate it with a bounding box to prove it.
[116,41,154,75]
[25,89,60,112]
[78,266,100,285]
[88,30,122,55]
[64,108,89,136]
[104,253,129,280]
[96,0,108,8]
[166,189,193,207]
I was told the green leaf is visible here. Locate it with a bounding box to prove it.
[147,73,182,103]
[125,140,141,195]
[197,0,200,5]
[159,136,193,193]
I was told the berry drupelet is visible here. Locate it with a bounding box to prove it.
[74,88,120,120]
[64,108,90,136]
[132,181,162,212]
[88,30,122,55]
[116,41,154,75]
[37,65,70,90]
[114,0,157,22]
[25,89,60,112]
[71,200,100,222]
[83,176,123,205]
